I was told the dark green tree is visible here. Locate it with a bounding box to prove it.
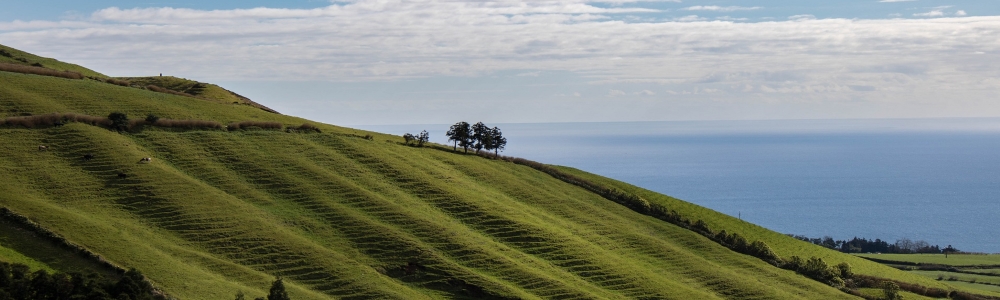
[108,112,130,131]
[471,122,490,154]
[417,130,430,147]
[881,281,901,300]
[446,122,472,152]
[835,262,853,279]
[144,114,159,124]
[403,133,416,145]
[489,127,506,157]
[267,278,290,300]
[114,268,153,300]
[943,245,958,258]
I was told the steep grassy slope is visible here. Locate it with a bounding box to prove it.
[0,44,106,78]
[116,76,279,113]
[0,45,983,299]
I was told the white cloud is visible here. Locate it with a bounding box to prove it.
[674,15,707,22]
[913,10,945,17]
[681,6,761,12]
[634,90,655,95]
[1,0,998,123]
[788,14,817,21]
[715,16,749,22]
[956,10,967,16]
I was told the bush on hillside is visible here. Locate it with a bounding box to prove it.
[286,123,321,133]
[105,78,132,87]
[228,121,283,131]
[0,62,82,80]
[268,278,290,300]
[154,119,223,130]
[108,112,130,131]
[0,113,110,128]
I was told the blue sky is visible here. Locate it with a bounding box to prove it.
[3,0,995,22]
[2,0,999,125]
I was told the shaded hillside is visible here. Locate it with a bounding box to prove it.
[0,43,986,300]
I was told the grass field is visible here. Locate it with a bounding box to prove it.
[942,281,1000,296]
[855,288,938,300]
[910,271,1000,285]
[856,253,1000,266]
[0,43,987,299]
[0,44,106,78]
[969,269,1000,275]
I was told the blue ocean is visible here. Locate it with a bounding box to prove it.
[356,118,1000,253]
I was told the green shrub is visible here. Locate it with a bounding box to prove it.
[108,112,130,131]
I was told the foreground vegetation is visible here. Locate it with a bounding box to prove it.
[1,43,997,299]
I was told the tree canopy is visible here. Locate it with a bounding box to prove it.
[446,122,472,152]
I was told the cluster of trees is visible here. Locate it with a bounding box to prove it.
[788,235,960,255]
[0,262,160,300]
[445,122,507,156]
[402,130,430,147]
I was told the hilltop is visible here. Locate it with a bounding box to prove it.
[0,43,992,300]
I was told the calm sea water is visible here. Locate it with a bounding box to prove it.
[356,119,1000,253]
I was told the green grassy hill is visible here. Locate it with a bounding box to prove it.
[0,44,106,78]
[0,44,985,299]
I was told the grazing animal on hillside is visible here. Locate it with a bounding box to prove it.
[117,173,127,178]
[138,157,152,164]
[38,145,48,151]
[53,121,64,127]
[83,154,95,160]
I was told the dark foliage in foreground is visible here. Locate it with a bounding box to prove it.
[0,262,162,300]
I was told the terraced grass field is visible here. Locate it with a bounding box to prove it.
[0,43,989,299]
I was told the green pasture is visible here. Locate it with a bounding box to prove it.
[855,288,937,300]
[0,44,106,78]
[909,271,1000,285]
[968,269,1000,275]
[0,42,991,299]
[941,281,1000,296]
[856,253,1000,266]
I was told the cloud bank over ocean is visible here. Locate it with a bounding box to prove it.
[2,0,999,124]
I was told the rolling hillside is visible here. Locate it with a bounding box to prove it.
[0,44,985,299]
